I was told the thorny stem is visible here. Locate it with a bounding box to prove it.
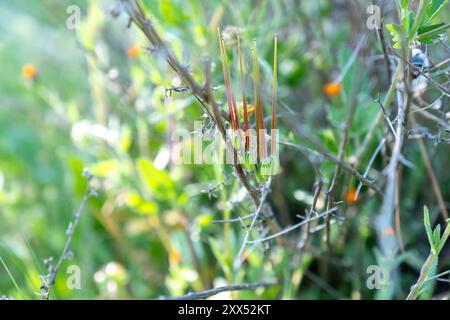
[376,58,406,275]
[247,208,337,244]
[234,181,271,270]
[120,0,226,121]
[354,62,402,161]
[373,11,392,84]
[121,0,263,210]
[390,49,450,97]
[281,140,382,195]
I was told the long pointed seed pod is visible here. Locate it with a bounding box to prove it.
[252,39,266,161]
[271,34,278,156]
[222,38,240,130]
[237,34,250,151]
[218,28,236,130]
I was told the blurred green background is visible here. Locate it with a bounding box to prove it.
[0,0,449,300]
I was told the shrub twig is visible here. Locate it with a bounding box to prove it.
[39,170,95,300]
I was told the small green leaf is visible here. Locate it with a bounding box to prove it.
[424,206,435,252]
[417,23,450,43]
[418,22,446,34]
[160,0,189,25]
[436,221,450,253]
[426,0,448,23]
[137,158,176,200]
[208,237,230,275]
[402,0,409,10]
[403,10,414,32]
[386,23,404,48]
[196,213,213,228]
[89,159,119,178]
[432,225,441,253]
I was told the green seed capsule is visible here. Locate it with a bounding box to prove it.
[232,134,241,151]
[243,151,256,172]
[255,162,267,183]
[261,157,272,180]
[258,156,280,181]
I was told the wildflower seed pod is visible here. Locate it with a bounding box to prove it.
[254,162,266,184]
[261,156,273,180]
[257,156,280,182]
[232,134,241,151]
[243,151,256,172]
[255,157,272,183]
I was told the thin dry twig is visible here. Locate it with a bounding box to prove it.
[412,117,449,222]
[40,170,95,300]
[375,16,393,84]
[376,59,407,258]
[390,49,450,97]
[355,137,386,201]
[281,140,383,195]
[247,207,338,244]
[120,0,229,121]
[234,183,271,269]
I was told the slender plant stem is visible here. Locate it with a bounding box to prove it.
[41,172,94,299]
[406,222,450,300]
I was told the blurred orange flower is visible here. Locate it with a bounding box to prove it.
[345,187,357,205]
[127,45,141,58]
[323,82,341,97]
[22,64,37,80]
[169,249,181,264]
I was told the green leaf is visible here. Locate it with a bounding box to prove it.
[426,0,448,23]
[196,213,213,228]
[402,0,409,10]
[89,159,120,178]
[417,23,450,43]
[418,22,446,34]
[403,10,414,32]
[160,0,188,25]
[424,206,435,253]
[386,23,404,48]
[432,225,441,252]
[209,237,230,275]
[437,221,450,253]
[137,157,176,200]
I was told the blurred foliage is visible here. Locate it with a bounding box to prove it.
[0,0,449,300]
